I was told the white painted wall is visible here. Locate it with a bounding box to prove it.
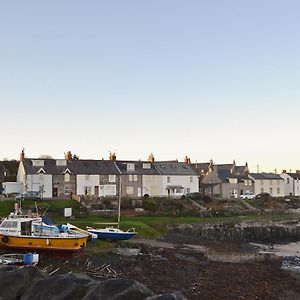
[281,173,300,196]
[26,174,52,198]
[77,175,99,196]
[142,175,162,197]
[160,175,199,197]
[16,162,26,193]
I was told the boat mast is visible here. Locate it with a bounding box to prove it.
[118,175,121,228]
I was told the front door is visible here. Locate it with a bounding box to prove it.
[53,187,58,197]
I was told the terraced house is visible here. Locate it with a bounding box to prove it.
[16,151,198,199]
[248,173,284,197]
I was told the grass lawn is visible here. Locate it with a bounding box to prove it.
[1,199,299,238]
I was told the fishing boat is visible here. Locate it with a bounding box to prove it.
[0,213,88,252]
[86,177,136,241]
[0,253,39,266]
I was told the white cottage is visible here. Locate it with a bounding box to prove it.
[280,171,300,196]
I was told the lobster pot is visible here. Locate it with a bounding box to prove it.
[23,253,33,265]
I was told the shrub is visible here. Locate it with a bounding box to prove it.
[142,199,157,212]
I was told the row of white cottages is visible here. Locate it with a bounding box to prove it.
[16,158,199,198]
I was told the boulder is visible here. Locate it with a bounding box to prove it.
[0,266,46,300]
[83,278,154,300]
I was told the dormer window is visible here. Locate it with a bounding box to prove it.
[143,163,151,169]
[32,160,44,167]
[56,159,67,166]
[127,163,135,171]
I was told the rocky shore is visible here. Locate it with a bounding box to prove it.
[0,265,186,300]
[3,221,300,299]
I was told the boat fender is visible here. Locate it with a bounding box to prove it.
[1,236,9,243]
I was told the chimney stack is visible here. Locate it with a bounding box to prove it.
[296,170,300,174]
[148,153,155,162]
[282,169,287,173]
[64,151,73,161]
[184,156,191,165]
[109,151,116,161]
[20,148,25,161]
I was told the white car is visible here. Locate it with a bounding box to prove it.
[240,193,256,200]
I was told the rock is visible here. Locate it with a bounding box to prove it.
[0,266,185,300]
[22,272,94,300]
[145,292,187,300]
[84,278,154,299]
[0,266,46,300]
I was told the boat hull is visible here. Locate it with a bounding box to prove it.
[0,234,88,252]
[88,230,135,240]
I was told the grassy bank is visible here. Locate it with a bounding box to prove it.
[1,199,299,238]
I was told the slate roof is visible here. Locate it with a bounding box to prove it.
[22,159,121,175]
[286,173,300,180]
[189,162,210,174]
[249,173,283,180]
[154,162,197,176]
[114,161,160,175]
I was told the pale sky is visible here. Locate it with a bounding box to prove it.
[0,1,299,172]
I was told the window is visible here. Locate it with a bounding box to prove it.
[109,175,116,183]
[128,175,133,182]
[287,178,290,184]
[176,188,182,193]
[84,186,91,195]
[277,187,280,194]
[261,180,263,185]
[127,163,135,171]
[133,175,138,182]
[56,159,67,166]
[261,188,264,193]
[187,188,190,194]
[269,188,273,194]
[190,176,193,183]
[64,187,69,195]
[32,160,44,167]
[85,175,90,180]
[229,178,237,184]
[249,180,252,186]
[143,163,151,169]
[167,176,171,183]
[64,173,70,182]
[126,186,134,195]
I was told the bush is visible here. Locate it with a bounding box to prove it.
[121,198,133,210]
[142,199,157,212]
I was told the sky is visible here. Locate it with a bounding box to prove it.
[0,1,299,172]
